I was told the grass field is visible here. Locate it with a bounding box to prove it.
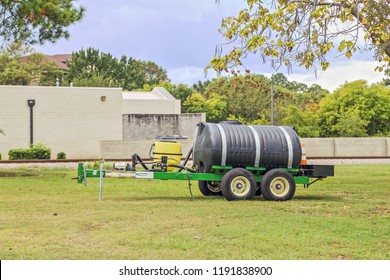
[0,164,389,260]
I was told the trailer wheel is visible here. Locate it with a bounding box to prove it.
[221,168,256,201]
[198,181,222,196]
[260,169,296,201]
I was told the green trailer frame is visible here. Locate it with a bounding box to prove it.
[77,161,333,201]
[77,163,309,185]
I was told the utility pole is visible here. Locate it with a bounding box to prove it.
[27,99,36,145]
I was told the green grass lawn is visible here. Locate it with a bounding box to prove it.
[0,164,389,260]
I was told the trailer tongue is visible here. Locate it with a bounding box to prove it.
[77,121,334,201]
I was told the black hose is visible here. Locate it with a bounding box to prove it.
[131,153,150,170]
[178,146,193,172]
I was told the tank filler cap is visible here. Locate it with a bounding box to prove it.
[155,135,188,142]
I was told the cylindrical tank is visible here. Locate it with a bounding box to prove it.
[193,121,302,172]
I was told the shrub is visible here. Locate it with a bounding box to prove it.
[30,143,51,159]
[56,152,66,160]
[8,143,51,160]
[8,148,32,160]
[0,153,2,160]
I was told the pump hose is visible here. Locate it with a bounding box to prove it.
[178,146,193,172]
[169,157,195,201]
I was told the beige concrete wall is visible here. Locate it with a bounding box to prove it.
[122,99,181,114]
[387,138,390,157]
[301,138,335,157]
[0,86,123,159]
[102,113,205,159]
[334,138,386,157]
[301,137,390,158]
[123,113,206,140]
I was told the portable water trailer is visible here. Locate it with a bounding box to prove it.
[77,121,334,201]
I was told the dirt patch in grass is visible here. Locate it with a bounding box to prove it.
[0,171,42,177]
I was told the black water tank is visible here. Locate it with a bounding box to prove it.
[193,121,302,172]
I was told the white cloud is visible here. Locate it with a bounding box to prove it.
[287,60,385,92]
[168,66,215,85]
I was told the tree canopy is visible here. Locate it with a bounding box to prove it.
[318,80,390,136]
[0,0,85,45]
[183,74,315,125]
[69,48,169,90]
[0,42,61,86]
[211,0,390,73]
[384,68,390,86]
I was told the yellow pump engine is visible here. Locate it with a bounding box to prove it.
[150,136,187,171]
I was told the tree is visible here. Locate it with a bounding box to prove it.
[137,82,196,112]
[0,42,61,85]
[282,105,320,137]
[204,75,269,123]
[329,110,369,137]
[0,0,85,45]
[157,82,194,102]
[184,92,227,123]
[69,48,120,87]
[192,80,212,94]
[143,61,170,86]
[211,0,390,73]
[318,80,390,136]
[198,75,297,124]
[72,72,119,88]
[384,68,390,86]
[69,48,169,90]
[24,52,65,86]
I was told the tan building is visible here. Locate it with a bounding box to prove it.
[0,86,182,159]
[122,87,180,114]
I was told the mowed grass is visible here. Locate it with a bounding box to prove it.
[0,164,389,260]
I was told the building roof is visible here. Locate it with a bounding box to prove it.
[45,54,72,70]
[122,87,176,100]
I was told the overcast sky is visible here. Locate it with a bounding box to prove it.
[36,0,386,92]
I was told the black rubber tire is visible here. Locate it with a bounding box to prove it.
[198,181,222,196]
[260,169,296,201]
[221,168,256,201]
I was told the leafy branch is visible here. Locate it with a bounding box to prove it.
[210,0,389,73]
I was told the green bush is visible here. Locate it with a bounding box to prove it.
[56,152,66,160]
[8,149,32,160]
[30,143,51,159]
[0,153,2,160]
[8,143,51,160]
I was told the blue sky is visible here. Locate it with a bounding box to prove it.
[37,0,386,92]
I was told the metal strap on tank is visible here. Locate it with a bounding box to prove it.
[278,126,293,169]
[216,124,227,166]
[249,126,260,167]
